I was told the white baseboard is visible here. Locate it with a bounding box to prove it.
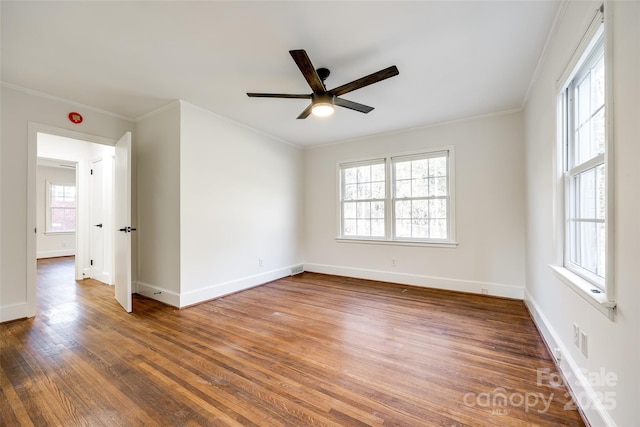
[135,281,181,307]
[524,290,617,427]
[37,249,75,259]
[303,263,524,299]
[135,265,296,308]
[179,266,294,308]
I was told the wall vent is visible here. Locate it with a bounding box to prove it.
[290,265,304,276]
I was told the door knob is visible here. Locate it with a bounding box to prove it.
[94,224,103,228]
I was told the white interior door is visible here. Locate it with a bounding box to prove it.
[114,132,133,312]
[90,159,105,282]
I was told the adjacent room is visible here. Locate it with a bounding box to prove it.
[1,1,638,426]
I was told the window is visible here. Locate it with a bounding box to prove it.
[560,10,608,290]
[46,181,76,233]
[393,153,449,240]
[340,160,386,238]
[339,148,455,245]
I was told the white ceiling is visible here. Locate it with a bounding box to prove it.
[1,1,560,147]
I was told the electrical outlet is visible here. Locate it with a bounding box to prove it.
[580,331,588,358]
[553,348,563,361]
[61,242,67,248]
[481,288,489,295]
[258,258,264,267]
[573,323,580,347]
[391,259,397,267]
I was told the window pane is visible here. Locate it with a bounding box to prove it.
[357,183,371,199]
[429,178,448,197]
[592,108,605,156]
[371,219,385,237]
[430,219,447,239]
[372,182,385,199]
[356,202,370,219]
[429,157,447,177]
[357,166,371,183]
[395,161,411,180]
[371,201,384,219]
[371,163,385,181]
[395,200,411,219]
[592,56,605,110]
[344,168,357,184]
[412,220,428,238]
[412,178,428,197]
[343,202,356,219]
[577,168,596,219]
[357,219,371,236]
[344,219,356,236]
[395,180,411,198]
[411,199,428,220]
[396,219,411,237]
[344,184,356,201]
[596,165,605,220]
[429,199,447,219]
[412,159,428,179]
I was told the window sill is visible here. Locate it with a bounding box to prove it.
[44,231,75,236]
[549,265,616,320]
[336,237,458,249]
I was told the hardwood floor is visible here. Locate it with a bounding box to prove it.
[1,257,585,426]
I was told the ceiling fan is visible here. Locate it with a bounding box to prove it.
[247,49,399,119]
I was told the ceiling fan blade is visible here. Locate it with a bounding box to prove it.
[334,98,374,114]
[247,93,311,99]
[289,49,326,93]
[296,104,314,120]
[329,65,399,97]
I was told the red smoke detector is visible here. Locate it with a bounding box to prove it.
[68,112,83,124]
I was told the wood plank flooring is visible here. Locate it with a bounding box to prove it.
[1,257,585,426]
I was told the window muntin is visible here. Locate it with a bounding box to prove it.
[339,149,453,244]
[46,181,76,233]
[563,30,606,287]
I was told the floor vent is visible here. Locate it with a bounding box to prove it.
[290,265,304,276]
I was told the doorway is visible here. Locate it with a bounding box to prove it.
[37,132,115,285]
[28,124,133,315]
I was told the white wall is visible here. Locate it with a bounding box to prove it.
[0,85,134,321]
[135,100,303,307]
[523,1,639,426]
[135,102,182,302]
[36,165,76,258]
[303,111,526,298]
[178,101,303,306]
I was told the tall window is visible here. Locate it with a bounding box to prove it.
[46,181,76,233]
[339,148,454,244]
[561,19,606,288]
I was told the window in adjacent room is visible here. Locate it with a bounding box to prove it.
[338,147,455,245]
[46,181,76,233]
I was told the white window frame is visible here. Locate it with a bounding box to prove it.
[551,4,615,318]
[45,180,77,234]
[337,147,456,247]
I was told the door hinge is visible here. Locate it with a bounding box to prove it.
[90,259,93,266]
[90,169,93,175]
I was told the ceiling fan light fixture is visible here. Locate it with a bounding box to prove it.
[312,102,334,117]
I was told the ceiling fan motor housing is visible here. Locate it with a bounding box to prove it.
[312,92,335,105]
